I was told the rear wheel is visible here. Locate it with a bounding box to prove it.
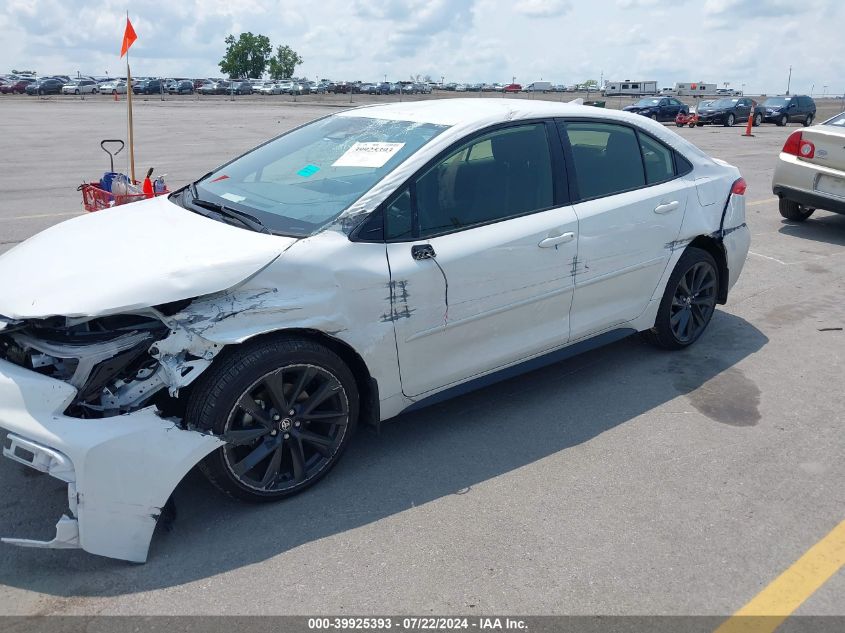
[74,89,79,95]
[187,335,359,502]
[779,198,814,221]
[643,247,719,350]
[651,114,658,121]
[803,114,814,127]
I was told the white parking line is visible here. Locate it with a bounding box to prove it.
[748,251,790,265]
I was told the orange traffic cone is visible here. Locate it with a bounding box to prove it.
[742,112,754,137]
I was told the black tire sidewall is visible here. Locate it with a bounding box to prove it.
[187,336,359,502]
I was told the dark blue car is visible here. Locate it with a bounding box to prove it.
[623,97,688,122]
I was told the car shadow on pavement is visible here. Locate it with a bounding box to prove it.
[0,311,767,597]
[778,212,845,246]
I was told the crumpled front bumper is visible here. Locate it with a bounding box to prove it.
[0,358,222,562]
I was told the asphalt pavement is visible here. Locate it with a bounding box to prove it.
[0,97,842,618]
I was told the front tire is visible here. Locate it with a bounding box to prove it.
[725,113,735,127]
[779,114,788,127]
[187,335,359,502]
[643,247,719,350]
[779,198,814,221]
[753,113,762,126]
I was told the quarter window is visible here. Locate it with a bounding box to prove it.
[639,133,675,184]
[413,123,554,237]
[563,122,645,199]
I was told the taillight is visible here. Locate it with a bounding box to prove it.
[782,131,815,158]
[731,177,747,196]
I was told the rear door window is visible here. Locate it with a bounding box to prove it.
[561,122,646,199]
[638,133,675,184]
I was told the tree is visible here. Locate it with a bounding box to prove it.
[219,33,272,79]
[268,45,304,80]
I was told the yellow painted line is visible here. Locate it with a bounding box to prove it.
[714,518,845,633]
[0,211,83,222]
[747,198,777,207]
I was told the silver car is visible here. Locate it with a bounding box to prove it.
[772,112,845,221]
[257,82,282,95]
[61,79,98,95]
[99,80,127,94]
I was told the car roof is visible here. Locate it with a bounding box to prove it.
[339,97,666,128]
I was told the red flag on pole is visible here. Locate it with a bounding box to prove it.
[120,17,137,58]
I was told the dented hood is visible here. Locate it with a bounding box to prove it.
[0,195,296,319]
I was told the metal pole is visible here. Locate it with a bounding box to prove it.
[125,37,136,182]
[786,66,792,95]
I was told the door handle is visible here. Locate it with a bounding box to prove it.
[654,200,680,214]
[538,232,575,248]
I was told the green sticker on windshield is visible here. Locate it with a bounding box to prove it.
[297,164,320,177]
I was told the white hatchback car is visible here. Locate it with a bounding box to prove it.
[0,100,750,562]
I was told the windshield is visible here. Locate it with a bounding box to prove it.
[194,115,447,237]
[824,112,845,127]
[710,98,739,108]
[764,97,791,107]
[633,98,661,106]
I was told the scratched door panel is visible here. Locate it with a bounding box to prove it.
[568,179,690,340]
[386,206,578,398]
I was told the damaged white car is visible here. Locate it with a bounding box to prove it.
[0,99,750,562]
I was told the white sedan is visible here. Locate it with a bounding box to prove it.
[0,99,750,562]
[99,80,127,95]
[772,111,845,220]
[257,81,282,95]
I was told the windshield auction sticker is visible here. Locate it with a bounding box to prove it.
[332,142,406,168]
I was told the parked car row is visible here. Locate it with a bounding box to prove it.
[622,94,818,128]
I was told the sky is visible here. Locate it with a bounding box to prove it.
[1,0,843,95]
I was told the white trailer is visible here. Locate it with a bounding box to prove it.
[602,80,657,96]
[675,82,718,96]
[525,81,552,92]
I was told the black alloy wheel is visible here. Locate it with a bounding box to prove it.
[188,336,359,502]
[643,247,719,350]
[220,365,350,494]
[669,261,718,344]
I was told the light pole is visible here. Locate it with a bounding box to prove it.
[786,65,792,95]
[741,82,745,96]
[823,85,827,97]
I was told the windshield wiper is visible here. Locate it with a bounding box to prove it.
[188,186,272,235]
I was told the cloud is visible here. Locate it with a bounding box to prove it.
[514,0,571,17]
[0,0,841,94]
